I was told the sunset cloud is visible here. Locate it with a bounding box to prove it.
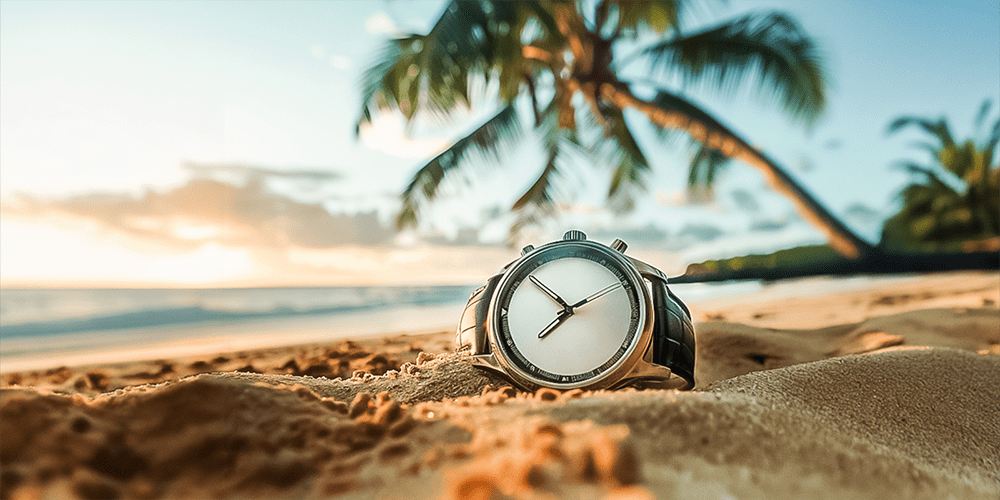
[2,175,395,251]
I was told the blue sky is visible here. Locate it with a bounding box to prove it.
[1,0,997,286]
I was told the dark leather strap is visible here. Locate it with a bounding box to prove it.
[647,275,696,389]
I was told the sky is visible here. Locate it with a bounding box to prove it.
[1,0,998,287]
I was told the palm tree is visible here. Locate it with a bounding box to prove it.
[880,100,1000,250]
[357,0,872,258]
[685,141,732,202]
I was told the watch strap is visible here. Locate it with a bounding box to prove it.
[457,274,502,356]
[647,275,696,389]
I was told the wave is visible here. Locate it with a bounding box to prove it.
[0,286,476,338]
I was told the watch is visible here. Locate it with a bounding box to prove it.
[457,229,695,391]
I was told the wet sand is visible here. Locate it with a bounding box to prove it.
[2,271,998,499]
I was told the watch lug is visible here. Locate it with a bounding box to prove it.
[470,353,505,374]
[614,344,676,388]
[627,256,668,282]
[623,358,673,381]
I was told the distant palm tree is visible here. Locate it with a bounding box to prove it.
[881,100,1000,250]
[357,0,871,257]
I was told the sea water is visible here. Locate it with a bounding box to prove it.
[0,285,478,371]
[1,277,888,372]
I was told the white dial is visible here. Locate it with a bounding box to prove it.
[492,241,643,386]
[507,258,630,374]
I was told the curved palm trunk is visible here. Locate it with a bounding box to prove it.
[600,82,873,259]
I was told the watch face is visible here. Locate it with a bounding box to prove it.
[490,241,647,388]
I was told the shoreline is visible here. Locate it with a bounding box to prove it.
[2,270,997,499]
[3,271,995,375]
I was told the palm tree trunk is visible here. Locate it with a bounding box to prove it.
[600,82,874,259]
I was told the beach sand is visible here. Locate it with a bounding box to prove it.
[1,271,998,499]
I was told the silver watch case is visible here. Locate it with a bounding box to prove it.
[470,238,679,391]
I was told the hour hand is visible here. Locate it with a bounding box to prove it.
[537,309,571,339]
[529,275,571,310]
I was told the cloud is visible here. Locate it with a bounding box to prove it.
[2,177,396,250]
[182,162,343,183]
[729,189,761,213]
[329,55,351,70]
[823,138,844,151]
[358,113,449,159]
[365,11,398,35]
[676,223,725,243]
[182,162,348,200]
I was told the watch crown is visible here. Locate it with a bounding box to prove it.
[562,229,587,241]
[610,238,628,253]
[520,244,535,256]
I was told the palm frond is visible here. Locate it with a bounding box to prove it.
[687,141,731,191]
[987,118,1000,156]
[980,105,1000,158]
[973,99,992,136]
[356,39,407,134]
[511,98,575,213]
[507,97,588,238]
[396,105,522,229]
[892,161,960,196]
[640,12,826,125]
[522,1,568,47]
[507,145,561,243]
[609,0,681,36]
[357,1,527,131]
[593,104,651,213]
[907,140,944,160]
[886,117,955,149]
[511,147,561,212]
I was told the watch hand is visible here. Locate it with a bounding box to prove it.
[537,309,571,339]
[570,282,622,309]
[529,275,571,310]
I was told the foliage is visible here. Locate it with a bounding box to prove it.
[880,100,1000,250]
[683,244,842,275]
[356,0,839,246]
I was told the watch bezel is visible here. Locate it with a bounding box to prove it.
[486,239,654,390]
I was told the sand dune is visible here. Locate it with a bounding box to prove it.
[695,307,999,386]
[1,271,998,499]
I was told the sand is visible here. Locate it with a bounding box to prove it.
[1,271,998,499]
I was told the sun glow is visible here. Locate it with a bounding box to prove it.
[0,214,517,288]
[0,218,254,288]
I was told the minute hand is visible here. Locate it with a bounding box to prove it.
[529,275,571,309]
[570,282,622,309]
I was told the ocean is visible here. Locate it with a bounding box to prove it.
[2,277,886,372]
[0,285,479,372]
